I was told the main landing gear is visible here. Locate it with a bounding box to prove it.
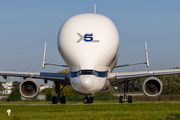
[83,96,94,104]
[119,80,132,103]
[52,81,66,104]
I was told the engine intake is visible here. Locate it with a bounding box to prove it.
[142,77,163,97]
[19,78,40,99]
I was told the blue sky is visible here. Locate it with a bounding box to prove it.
[0,0,180,86]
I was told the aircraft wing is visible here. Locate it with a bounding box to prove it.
[0,71,70,85]
[108,69,180,85]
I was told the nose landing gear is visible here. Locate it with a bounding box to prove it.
[83,96,93,104]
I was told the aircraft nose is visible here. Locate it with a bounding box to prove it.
[80,76,94,89]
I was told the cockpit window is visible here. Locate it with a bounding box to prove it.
[70,71,81,78]
[93,71,108,77]
[81,70,93,75]
[70,70,108,78]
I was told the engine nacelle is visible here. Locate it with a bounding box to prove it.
[142,77,163,97]
[19,78,40,99]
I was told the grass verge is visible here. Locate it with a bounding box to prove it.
[0,102,180,120]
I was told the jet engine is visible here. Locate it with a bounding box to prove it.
[142,77,163,97]
[19,78,40,99]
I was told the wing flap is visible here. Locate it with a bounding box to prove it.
[0,71,32,78]
[108,69,180,85]
[153,69,180,76]
[108,71,150,79]
[0,71,70,85]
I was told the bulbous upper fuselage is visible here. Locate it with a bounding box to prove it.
[57,13,119,93]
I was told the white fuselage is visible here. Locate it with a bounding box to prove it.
[57,13,119,94]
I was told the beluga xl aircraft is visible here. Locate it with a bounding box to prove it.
[1,5,180,104]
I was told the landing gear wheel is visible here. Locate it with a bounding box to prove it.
[61,96,66,104]
[119,96,123,103]
[89,97,93,103]
[52,96,58,104]
[118,80,133,103]
[83,97,89,104]
[128,95,132,103]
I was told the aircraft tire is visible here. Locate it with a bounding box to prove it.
[61,96,66,104]
[52,96,58,104]
[89,97,93,103]
[128,95,132,103]
[83,97,89,104]
[119,96,123,103]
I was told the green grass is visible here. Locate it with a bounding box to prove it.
[1,102,180,120]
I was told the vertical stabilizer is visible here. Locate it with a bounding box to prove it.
[94,4,96,13]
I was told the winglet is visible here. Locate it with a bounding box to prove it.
[145,41,149,67]
[94,4,96,14]
[42,42,47,69]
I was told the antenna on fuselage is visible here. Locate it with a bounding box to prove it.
[94,4,96,14]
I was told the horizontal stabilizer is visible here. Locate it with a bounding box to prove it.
[115,41,149,68]
[42,42,68,69]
